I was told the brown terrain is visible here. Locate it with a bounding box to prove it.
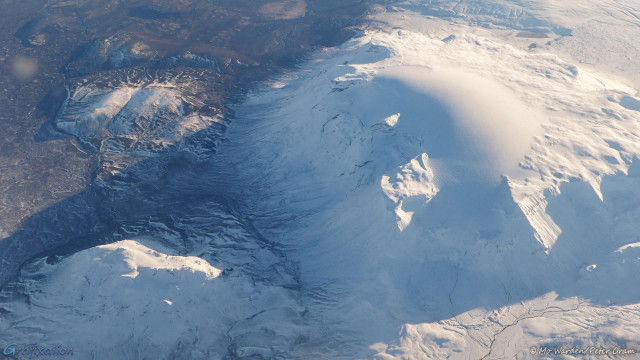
[0,0,374,240]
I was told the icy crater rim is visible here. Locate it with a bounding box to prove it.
[378,65,543,181]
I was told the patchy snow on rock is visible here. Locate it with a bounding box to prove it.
[55,82,221,156]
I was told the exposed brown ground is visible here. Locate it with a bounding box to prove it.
[0,0,94,238]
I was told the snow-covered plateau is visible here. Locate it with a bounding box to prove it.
[2,1,640,359]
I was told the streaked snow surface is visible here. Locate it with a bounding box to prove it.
[55,83,222,156]
[3,1,640,359]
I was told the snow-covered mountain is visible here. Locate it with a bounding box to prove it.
[2,1,640,359]
[213,6,640,356]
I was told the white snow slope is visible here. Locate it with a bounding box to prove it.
[2,1,640,359]
[214,1,640,358]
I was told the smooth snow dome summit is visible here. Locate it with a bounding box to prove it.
[2,0,640,359]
